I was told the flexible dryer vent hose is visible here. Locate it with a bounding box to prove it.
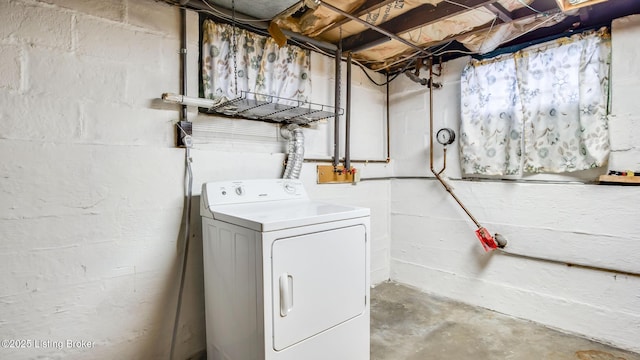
[283,125,305,179]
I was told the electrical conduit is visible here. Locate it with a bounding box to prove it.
[170,6,193,360]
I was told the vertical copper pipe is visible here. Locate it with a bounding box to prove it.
[386,73,391,160]
[345,52,352,171]
[429,58,435,173]
[437,147,447,175]
[333,43,342,169]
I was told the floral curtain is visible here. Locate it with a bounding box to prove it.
[460,56,524,175]
[201,20,311,104]
[460,28,611,175]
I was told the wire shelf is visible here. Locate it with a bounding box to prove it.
[202,91,343,125]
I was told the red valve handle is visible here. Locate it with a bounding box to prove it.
[475,227,498,252]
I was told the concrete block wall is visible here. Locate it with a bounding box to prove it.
[0,0,390,359]
[609,15,640,171]
[388,15,640,353]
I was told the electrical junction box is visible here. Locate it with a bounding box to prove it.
[176,121,192,147]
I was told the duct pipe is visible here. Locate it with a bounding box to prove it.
[282,125,305,179]
[333,43,342,169]
[345,52,352,171]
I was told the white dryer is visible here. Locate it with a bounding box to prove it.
[200,179,370,360]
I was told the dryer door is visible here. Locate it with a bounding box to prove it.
[271,224,366,351]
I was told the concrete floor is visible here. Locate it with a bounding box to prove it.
[371,282,640,360]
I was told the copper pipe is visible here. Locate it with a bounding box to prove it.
[333,42,342,169]
[428,58,481,229]
[309,65,391,165]
[345,52,352,171]
[386,73,391,161]
[496,249,640,277]
[437,146,447,176]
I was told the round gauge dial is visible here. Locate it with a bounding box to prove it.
[436,128,456,145]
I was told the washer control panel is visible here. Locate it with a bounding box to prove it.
[203,179,308,206]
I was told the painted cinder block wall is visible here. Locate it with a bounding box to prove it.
[2,0,637,358]
[0,0,389,359]
[389,14,640,353]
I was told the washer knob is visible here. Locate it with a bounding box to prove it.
[235,186,244,195]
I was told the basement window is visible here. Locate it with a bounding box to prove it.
[459,28,611,178]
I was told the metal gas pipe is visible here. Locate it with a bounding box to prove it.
[427,58,505,251]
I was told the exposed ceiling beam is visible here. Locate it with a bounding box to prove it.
[342,0,499,52]
[484,2,512,22]
[443,0,560,48]
[510,0,558,18]
[318,0,433,56]
[181,0,340,51]
[379,0,560,71]
[321,0,398,34]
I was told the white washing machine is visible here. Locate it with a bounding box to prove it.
[200,179,370,360]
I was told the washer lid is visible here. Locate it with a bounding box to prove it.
[208,199,370,232]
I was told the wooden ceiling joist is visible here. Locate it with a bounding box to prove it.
[321,0,399,35]
[484,2,513,22]
[380,0,561,71]
[342,0,499,52]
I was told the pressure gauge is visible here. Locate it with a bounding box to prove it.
[436,128,456,145]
